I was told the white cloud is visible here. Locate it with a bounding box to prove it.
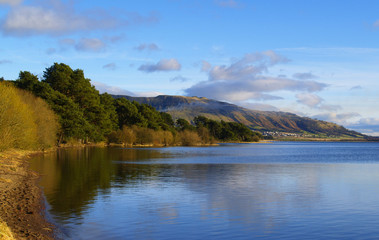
[312,116,379,136]
[103,63,116,71]
[209,51,290,81]
[0,0,22,6]
[108,35,125,43]
[201,61,211,72]
[170,75,188,82]
[59,38,76,46]
[3,5,70,35]
[134,91,164,97]
[45,48,56,55]
[293,72,318,80]
[350,85,362,90]
[296,93,322,108]
[358,118,379,125]
[0,0,158,36]
[75,38,106,52]
[313,112,360,125]
[185,51,327,102]
[93,82,135,96]
[239,102,279,111]
[0,60,11,64]
[318,104,342,111]
[374,20,379,28]
[296,93,341,111]
[134,43,160,51]
[346,118,379,136]
[138,59,181,73]
[58,38,106,52]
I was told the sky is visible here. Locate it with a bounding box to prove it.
[0,0,379,136]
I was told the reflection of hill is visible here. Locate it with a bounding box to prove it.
[30,146,324,226]
[114,95,365,138]
[175,164,322,231]
[29,144,379,238]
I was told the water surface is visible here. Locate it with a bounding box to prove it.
[30,142,379,239]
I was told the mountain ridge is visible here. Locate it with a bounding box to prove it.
[113,94,366,139]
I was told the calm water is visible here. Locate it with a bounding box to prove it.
[30,142,379,240]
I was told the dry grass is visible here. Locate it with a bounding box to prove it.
[0,220,15,240]
[0,178,12,183]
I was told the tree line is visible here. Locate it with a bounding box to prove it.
[0,63,262,150]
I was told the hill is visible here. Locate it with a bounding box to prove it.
[112,95,366,139]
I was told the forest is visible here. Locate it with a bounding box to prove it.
[0,63,262,151]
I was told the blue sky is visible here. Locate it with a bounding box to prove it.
[1,0,379,135]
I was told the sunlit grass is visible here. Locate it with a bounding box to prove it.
[0,220,15,240]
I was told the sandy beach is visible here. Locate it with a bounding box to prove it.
[0,150,56,240]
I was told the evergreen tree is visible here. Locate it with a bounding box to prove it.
[15,71,88,142]
[114,98,146,128]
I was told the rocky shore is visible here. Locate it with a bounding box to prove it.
[0,150,56,240]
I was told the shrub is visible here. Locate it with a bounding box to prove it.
[178,130,202,146]
[0,82,37,150]
[0,82,59,151]
[18,90,59,149]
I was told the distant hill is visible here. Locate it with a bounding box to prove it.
[113,95,366,139]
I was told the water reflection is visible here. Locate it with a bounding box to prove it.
[30,143,379,239]
[31,147,170,219]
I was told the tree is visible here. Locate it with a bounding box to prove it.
[115,98,145,127]
[193,116,262,142]
[176,118,195,131]
[15,71,88,142]
[160,112,175,127]
[43,63,73,96]
[100,93,118,132]
[16,71,40,91]
[42,63,114,141]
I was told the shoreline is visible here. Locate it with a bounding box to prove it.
[0,150,57,240]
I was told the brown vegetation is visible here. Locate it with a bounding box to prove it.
[0,82,59,152]
[0,220,14,240]
[107,125,217,147]
[107,125,177,146]
[177,130,202,146]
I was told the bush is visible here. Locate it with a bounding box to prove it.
[178,130,202,146]
[0,82,59,151]
[120,126,136,146]
[0,82,37,150]
[18,90,59,149]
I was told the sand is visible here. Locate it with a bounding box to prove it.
[0,150,56,240]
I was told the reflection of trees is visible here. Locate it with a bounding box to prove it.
[30,147,170,218]
[31,146,324,235]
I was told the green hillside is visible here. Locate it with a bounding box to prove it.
[113,95,366,139]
